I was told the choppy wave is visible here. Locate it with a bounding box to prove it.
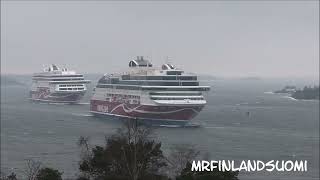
[236,102,249,106]
[283,96,298,101]
[75,102,90,105]
[205,126,226,129]
[156,123,200,128]
[71,113,93,117]
[158,125,182,128]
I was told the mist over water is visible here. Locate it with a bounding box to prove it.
[1,75,319,180]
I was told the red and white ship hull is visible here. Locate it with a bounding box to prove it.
[30,64,90,104]
[90,57,210,125]
[30,87,85,104]
[90,99,204,125]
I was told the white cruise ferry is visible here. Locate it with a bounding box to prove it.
[30,64,90,103]
[90,56,210,125]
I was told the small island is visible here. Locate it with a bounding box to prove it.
[291,86,319,100]
[274,85,319,100]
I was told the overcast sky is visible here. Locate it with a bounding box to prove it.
[1,1,319,78]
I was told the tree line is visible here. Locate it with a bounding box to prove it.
[1,121,239,180]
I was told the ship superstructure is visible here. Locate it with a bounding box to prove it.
[90,56,210,125]
[30,64,90,103]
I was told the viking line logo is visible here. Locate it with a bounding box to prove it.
[97,105,108,113]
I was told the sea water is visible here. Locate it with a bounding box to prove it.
[1,76,319,180]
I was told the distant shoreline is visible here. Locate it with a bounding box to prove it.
[265,92,319,101]
[273,85,319,101]
[286,96,319,101]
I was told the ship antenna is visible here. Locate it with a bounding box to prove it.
[165,56,172,64]
[43,64,49,72]
[62,64,67,71]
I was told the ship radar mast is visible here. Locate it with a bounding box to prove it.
[129,56,152,68]
[162,56,176,70]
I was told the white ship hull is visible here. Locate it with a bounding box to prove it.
[31,64,90,104]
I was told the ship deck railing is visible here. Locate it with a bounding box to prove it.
[49,80,91,84]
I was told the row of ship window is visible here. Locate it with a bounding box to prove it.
[120,75,197,81]
[33,78,84,81]
[52,78,84,81]
[149,92,202,96]
[106,94,140,99]
[122,81,199,86]
[96,84,139,90]
[59,84,84,87]
[96,82,200,87]
[150,97,204,100]
[33,75,83,78]
[98,80,199,86]
[95,84,208,91]
[59,88,84,90]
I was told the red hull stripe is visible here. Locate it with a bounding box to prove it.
[90,111,189,122]
[30,89,85,102]
[90,100,204,121]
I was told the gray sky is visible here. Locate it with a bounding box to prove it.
[1,1,319,78]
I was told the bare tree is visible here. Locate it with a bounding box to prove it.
[118,119,158,180]
[23,159,41,180]
[77,136,92,160]
[77,136,92,179]
[0,172,17,180]
[0,171,7,180]
[78,136,90,152]
[165,144,200,177]
[78,118,167,180]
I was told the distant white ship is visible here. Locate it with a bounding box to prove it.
[30,64,90,103]
[90,56,210,125]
